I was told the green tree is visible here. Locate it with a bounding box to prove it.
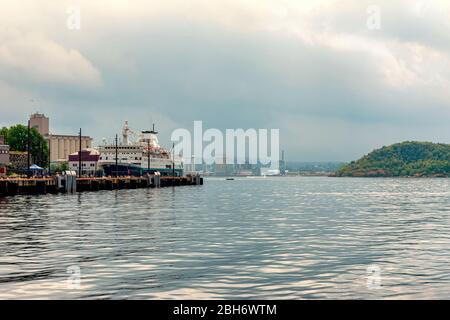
[335,141,450,177]
[0,127,8,141]
[6,124,49,168]
[51,162,68,173]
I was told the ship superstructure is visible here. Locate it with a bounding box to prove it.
[98,121,183,176]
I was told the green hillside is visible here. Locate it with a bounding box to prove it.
[335,142,450,177]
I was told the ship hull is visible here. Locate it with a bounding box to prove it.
[101,163,183,177]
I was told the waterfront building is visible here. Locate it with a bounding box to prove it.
[29,113,93,162]
[48,134,92,163]
[0,136,9,164]
[280,150,286,175]
[260,167,281,176]
[9,151,28,170]
[237,169,253,177]
[0,135,9,176]
[214,155,235,176]
[68,149,100,176]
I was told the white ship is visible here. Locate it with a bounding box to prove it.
[98,121,183,176]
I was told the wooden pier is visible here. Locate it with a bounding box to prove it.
[0,175,203,196]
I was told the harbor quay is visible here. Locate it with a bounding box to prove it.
[0,174,203,196]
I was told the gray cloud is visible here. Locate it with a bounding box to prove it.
[0,0,449,161]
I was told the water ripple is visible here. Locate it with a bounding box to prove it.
[0,177,449,299]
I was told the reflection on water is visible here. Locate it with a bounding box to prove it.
[0,177,449,299]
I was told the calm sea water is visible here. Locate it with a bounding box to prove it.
[0,177,449,299]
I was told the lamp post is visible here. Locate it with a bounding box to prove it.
[115,134,118,177]
[40,140,43,168]
[27,120,31,177]
[79,128,82,178]
[48,135,51,175]
[172,142,175,179]
[148,138,150,175]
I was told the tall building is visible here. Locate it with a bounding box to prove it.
[29,113,93,162]
[29,113,49,136]
[280,150,286,175]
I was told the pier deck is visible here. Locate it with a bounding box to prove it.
[0,175,203,196]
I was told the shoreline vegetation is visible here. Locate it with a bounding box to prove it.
[332,141,450,178]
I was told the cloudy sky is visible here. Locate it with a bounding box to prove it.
[1,0,449,161]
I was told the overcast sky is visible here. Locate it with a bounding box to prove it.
[1,0,449,161]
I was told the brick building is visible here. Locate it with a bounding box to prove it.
[9,151,29,170]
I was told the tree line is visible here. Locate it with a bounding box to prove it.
[0,124,49,169]
[335,141,450,177]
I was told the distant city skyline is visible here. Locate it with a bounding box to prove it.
[1,0,449,162]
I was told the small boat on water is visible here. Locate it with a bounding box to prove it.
[226,178,235,181]
[246,175,267,179]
